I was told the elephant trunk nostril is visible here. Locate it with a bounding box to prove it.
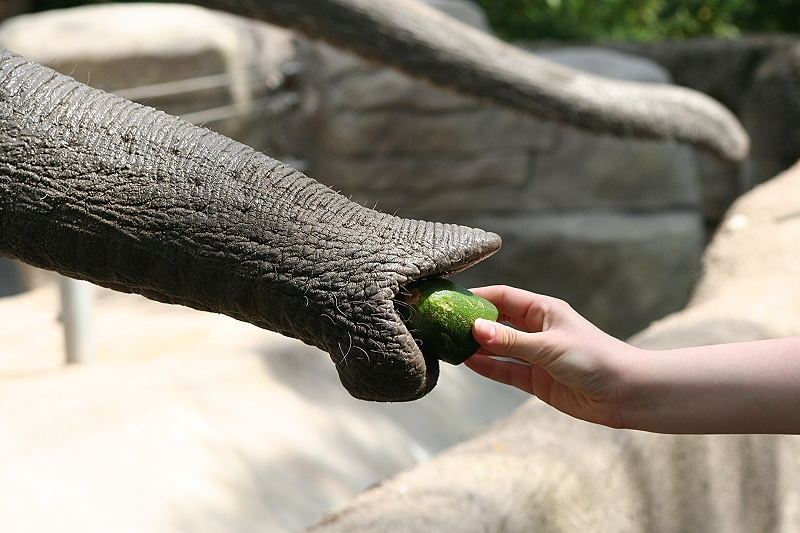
[332,222,501,402]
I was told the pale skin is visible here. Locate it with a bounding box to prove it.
[466,285,800,434]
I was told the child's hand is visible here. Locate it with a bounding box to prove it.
[467,285,800,434]
[467,285,640,429]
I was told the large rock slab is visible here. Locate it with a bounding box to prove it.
[608,36,800,223]
[0,285,527,533]
[303,162,800,533]
[452,211,704,338]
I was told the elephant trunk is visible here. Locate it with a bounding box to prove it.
[201,0,749,162]
[0,50,500,401]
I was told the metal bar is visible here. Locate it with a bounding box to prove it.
[179,93,299,124]
[59,276,94,365]
[113,68,280,101]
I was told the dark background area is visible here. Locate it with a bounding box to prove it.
[18,0,800,41]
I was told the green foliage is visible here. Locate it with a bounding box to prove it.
[473,0,800,42]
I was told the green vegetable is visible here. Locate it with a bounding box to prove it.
[398,278,499,365]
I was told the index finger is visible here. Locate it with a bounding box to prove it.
[470,285,559,333]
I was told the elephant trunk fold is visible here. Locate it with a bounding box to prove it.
[0,50,500,401]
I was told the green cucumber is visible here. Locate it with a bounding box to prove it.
[398,278,498,365]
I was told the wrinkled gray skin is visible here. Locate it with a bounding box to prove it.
[0,0,748,401]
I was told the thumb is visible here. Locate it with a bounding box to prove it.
[473,318,544,363]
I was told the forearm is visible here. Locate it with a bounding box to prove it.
[624,337,800,434]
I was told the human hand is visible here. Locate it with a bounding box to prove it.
[466,285,641,429]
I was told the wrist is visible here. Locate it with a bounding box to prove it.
[615,340,800,434]
[618,346,717,433]
[611,346,661,431]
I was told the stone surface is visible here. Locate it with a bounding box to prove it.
[318,107,555,155]
[607,36,800,223]
[525,130,700,212]
[0,258,25,297]
[695,152,746,225]
[0,285,526,533]
[608,36,794,114]
[451,211,705,338]
[0,3,304,156]
[311,44,695,213]
[308,398,799,533]
[304,161,800,533]
[538,46,670,82]
[632,159,800,348]
[306,36,704,336]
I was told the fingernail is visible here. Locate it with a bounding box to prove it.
[474,318,496,340]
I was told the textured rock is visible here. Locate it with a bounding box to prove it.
[696,152,746,224]
[0,285,527,533]
[308,398,798,533]
[525,131,700,212]
[538,46,670,82]
[0,3,303,155]
[304,160,800,533]
[312,44,697,211]
[608,36,795,114]
[632,160,800,348]
[742,42,800,187]
[307,37,704,336]
[318,107,555,155]
[0,258,25,297]
[607,36,800,223]
[452,212,705,338]
[522,47,700,213]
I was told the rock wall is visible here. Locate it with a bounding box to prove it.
[613,35,800,191]
[304,157,800,533]
[0,3,305,159]
[294,5,705,338]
